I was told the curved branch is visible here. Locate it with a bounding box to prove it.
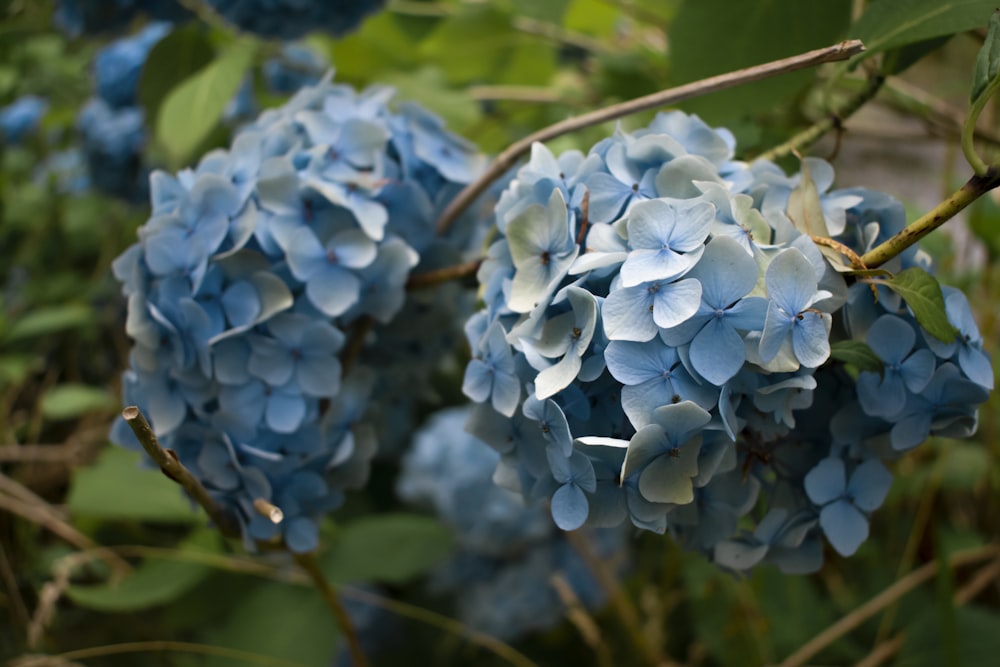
[435,39,866,234]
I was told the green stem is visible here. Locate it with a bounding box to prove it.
[756,73,884,162]
[293,552,369,667]
[859,169,1000,268]
[962,77,1000,176]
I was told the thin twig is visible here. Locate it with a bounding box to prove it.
[755,73,884,162]
[406,258,484,289]
[293,552,368,667]
[0,475,130,575]
[10,641,309,667]
[0,444,80,463]
[550,572,613,667]
[121,406,239,537]
[435,39,866,234]
[854,554,1000,667]
[564,528,665,667]
[776,544,1000,667]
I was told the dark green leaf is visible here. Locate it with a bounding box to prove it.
[66,529,218,612]
[848,0,995,67]
[198,578,336,667]
[156,39,256,166]
[40,383,117,420]
[830,340,886,376]
[972,10,1000,102]
[897,605,1000,666]
[67,447,204,524]
[3,304,94,342]
[419,5,516,85]
[138,24,216,128]
[321,514,453,584]
[668,0,852,122]
[884,36,953,75]
[330,13,422,82]
[875,268,959,343]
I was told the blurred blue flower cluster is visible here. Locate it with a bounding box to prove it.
[111,78,486,553]
[75,22,170,200]
[0,95,48,144]
[399,407,625,640]
[54,0,189,37]
[463,113,993,571]
[205,0,386,39]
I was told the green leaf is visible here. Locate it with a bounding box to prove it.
[198,577,336,667]
[139,24,216,128]
[874,268,959,343]
[848,0,996,67]
[40,384,117,420]
[67,447,204,524]
[897,605,1000,666]
[321,513,453,584]
[329,13,421,82]
[378,67,482,133]
[3,303,95,342]
[156,39,256,166]
[830,340,886,376]
[972,10,1000,103]
[564,0,621,37]
[668,0,852,122]
[66,529,218,612]
[419,4,516,85]
[0,354,42,388]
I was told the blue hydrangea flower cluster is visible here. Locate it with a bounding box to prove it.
[77,22,170,200]
[111,78,486,553]
[205,0,386,39]
[398,407,625,640]
[463,113,993,572]
[54,0,189,37]
[0,95,48,144]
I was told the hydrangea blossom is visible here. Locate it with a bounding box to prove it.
[205,0,386,39]
[398,407,627,640]
[112,77,485,552]
[0,95,48,144]
[463,110,993,573]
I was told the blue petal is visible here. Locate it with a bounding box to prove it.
[819,499,869,556]
[791,311,831,368]
[551,484,589,530]
[689,318,745,386]
[651,278,702,329]
[848,459,893,512]
[804,457,846,505]
[284,516,319,553]
[765,248,819,314]
[602,285,658,341]
[266,391,306,433]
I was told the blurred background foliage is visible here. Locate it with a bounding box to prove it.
[1,0,999,666]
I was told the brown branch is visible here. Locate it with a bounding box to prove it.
[436,39,866,234]
[405,259,484,290]
[0,444,80,463]
[777,544,1000,667]
[293,552,368,667]
[121,406,239,537]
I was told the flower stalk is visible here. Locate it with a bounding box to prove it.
[859,169,1000,268]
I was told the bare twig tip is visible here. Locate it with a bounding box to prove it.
[122,406,140,420]
[253,498,285,524]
